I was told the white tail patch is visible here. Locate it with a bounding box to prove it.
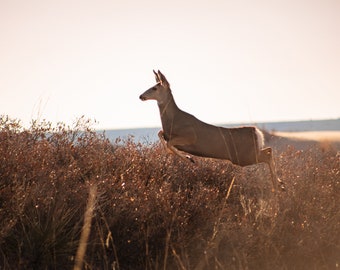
[255,128,265,150]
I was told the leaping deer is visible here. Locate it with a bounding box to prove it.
[139,70,285,191]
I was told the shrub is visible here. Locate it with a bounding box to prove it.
[0,116,339,269]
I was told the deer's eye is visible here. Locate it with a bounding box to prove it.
[152,87,157,91]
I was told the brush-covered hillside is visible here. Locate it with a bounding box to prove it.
[0,116,339,269]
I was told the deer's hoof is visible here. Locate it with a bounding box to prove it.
[186,155,195,163]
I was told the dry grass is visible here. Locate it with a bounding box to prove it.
[0,116,339,269]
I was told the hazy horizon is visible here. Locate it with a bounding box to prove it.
[99,118,340,132]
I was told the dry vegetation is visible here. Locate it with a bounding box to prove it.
[0,116,339,270]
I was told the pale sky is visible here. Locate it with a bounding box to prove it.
[1,0,339,129]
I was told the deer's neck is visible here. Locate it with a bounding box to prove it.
[158,93,180,134]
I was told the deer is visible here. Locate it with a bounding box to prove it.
[139,70,285,191]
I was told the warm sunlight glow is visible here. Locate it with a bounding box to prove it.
[1,0,339,129]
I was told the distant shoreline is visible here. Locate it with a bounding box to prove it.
[275,131,340,142]
[98,118,340,143]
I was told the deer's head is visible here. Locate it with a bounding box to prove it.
[139,70,172,104]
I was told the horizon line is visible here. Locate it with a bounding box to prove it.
[97,117,340,131]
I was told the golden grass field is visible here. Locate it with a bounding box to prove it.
[277,131,340,143]
[0,117,339,269]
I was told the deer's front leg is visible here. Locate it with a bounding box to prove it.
[158,130,171,153]
[158,130,195,163]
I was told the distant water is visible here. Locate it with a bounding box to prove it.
[99,119,340,144]
[102,128,159,144]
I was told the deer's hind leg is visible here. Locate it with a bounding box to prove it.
[259,147,285,191]
[158,130,195,163]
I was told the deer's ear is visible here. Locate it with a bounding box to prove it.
[153,70,160,83]
[158,70,169,88]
